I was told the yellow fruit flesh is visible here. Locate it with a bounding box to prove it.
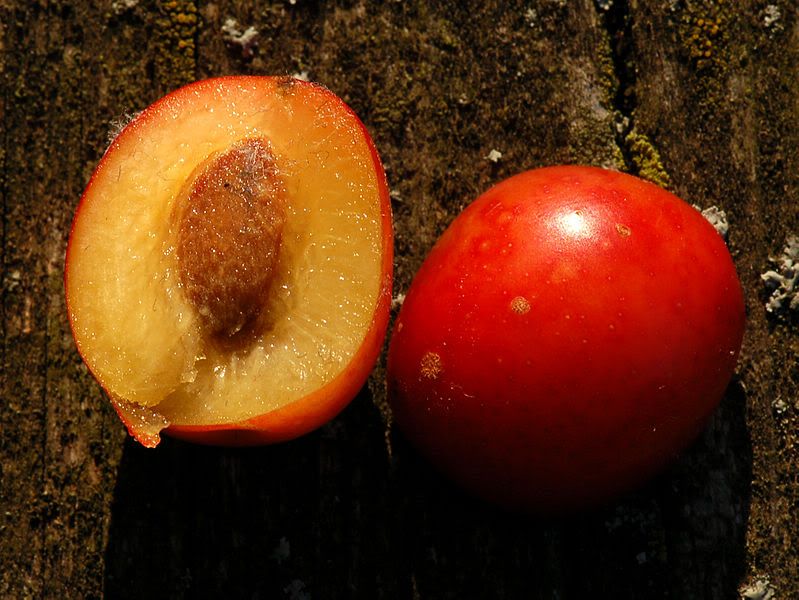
[67,80,384,426]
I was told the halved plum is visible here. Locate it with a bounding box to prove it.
[66,76,393,447]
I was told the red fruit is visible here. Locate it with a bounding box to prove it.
[387,166,745,512]
[66,76,393,447]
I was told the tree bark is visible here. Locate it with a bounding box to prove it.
[1,1,796,598]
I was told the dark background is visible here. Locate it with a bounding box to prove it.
[1,1,797,598]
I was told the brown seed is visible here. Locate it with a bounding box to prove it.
[175,138,286,339]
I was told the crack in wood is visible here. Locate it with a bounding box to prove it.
[595,0,638,173]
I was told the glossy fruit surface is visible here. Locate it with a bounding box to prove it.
[66,76,393,447]
[388,166,745,512]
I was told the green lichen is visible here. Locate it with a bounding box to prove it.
[676,1,732,74]
[597,42,619,106]
[625,128,671,188]
[569,108,625,169]
[153,0,198,91]
[655,0,747,160]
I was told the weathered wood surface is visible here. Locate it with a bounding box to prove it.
[1,1,797,598]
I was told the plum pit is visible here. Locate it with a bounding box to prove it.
[174,138,287,341]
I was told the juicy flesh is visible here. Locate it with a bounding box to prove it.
[67,80,384,426]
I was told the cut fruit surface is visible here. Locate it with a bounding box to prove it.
[66,77,393,446]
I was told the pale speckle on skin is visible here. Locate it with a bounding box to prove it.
[420,351,443,380]
[615,223,631,237]
[510,296,531,315]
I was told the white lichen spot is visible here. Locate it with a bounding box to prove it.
[762,236,799,315]
[485,149,503,163]
[524,8,538,27]
[595,0,613,11]
[773,397,789,415]
[4,269,21,291]
[740,577,776,600]
[221,18,259,58]
[112,0,138,14]
[292,71,310,82]
[763,5,781,29]
[391,293,406,310]
[693,204,729,239]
